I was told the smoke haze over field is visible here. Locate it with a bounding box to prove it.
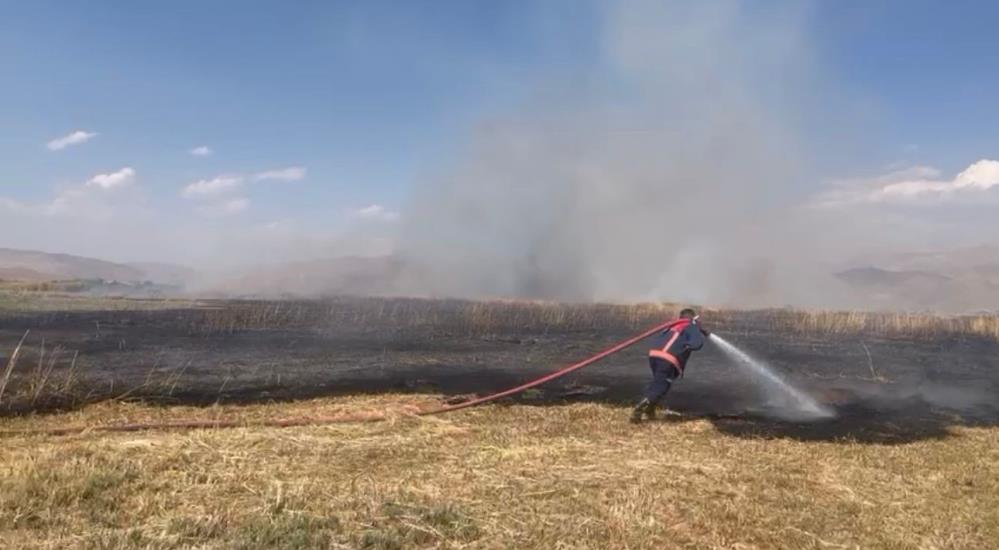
[389,2,873,307]
[3,1,999,311]
[388,2,999,310]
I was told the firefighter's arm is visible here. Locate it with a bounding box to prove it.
[691,315,711,338]
[685,324,705,351]
[693,316,710,338]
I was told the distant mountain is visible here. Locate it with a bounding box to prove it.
[835,265,999,312]
[887,245,999,272]
[970,263,999,285]
[0,266,57,282]
[0,248,195,287]
[0,248,145,282]
[1,245,995,312]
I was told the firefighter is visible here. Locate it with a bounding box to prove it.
[630,308,709,423]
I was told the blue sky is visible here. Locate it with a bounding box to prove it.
[2,1,998,266]
[2,2,595,214]
[813,1,999,171]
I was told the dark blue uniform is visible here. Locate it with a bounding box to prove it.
[644,320,705,403]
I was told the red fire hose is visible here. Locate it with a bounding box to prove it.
[6,319,680,437]
[419,318,679,416]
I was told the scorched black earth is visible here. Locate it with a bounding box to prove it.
[1,297,996,444]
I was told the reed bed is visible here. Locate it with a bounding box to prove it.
[185,297,999,341]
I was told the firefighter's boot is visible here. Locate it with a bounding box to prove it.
[630,399,652,424]
[644,400,657,420]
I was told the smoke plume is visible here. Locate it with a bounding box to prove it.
[392,1,840,307]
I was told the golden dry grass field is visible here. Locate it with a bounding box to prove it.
[2,395,997,549]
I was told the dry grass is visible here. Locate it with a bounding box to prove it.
[0,335,85,413]
[3,290,997,340]
[0,280,90,293]
[1,395,996,549]
[183,297,999,346]
[177,298,688,338]
[180,296,999,340]
[767,309,999,341]
[0,289,193,313]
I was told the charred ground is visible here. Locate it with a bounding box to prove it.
[1,296,997,444]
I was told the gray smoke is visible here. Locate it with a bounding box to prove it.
[172,1,996,312]
[391,1,844,307]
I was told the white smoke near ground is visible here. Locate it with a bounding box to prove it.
[390,1,838,307]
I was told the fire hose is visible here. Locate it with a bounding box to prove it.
[6,319,681,437]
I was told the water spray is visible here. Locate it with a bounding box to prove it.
[709,334,834,421]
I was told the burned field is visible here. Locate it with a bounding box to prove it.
[2,296,999,549]
[1,296,997,443]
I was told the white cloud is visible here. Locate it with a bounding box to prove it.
[182,167,306,200]
[813,160,999,207]
[189,146,213,157]
[952,159,999,190]
[182,176,243,198]
[47,130,98,151]
[86,167,136,190]
[4,168,141,219]
[352,204,400,222]
[254,167,307,182]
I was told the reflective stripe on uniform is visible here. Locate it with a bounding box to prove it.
[648,349,683,371]
[661,329,681,354]
[647,318,691,374]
